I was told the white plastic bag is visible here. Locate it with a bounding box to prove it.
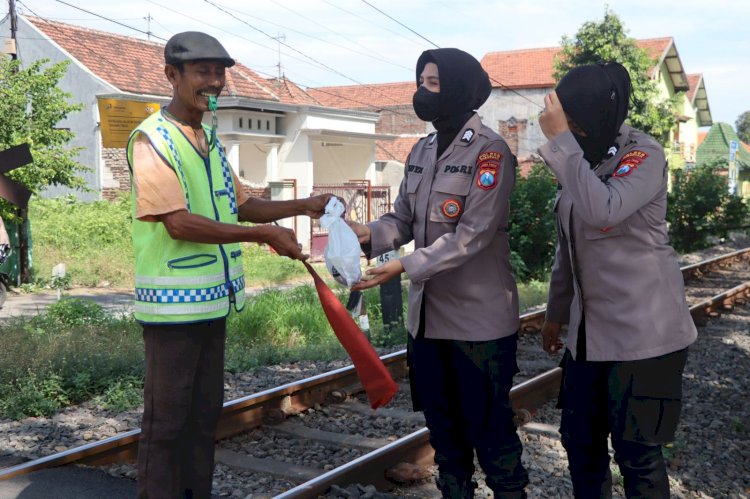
[320,197,362,287]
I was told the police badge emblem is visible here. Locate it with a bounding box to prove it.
[441,198,462,218]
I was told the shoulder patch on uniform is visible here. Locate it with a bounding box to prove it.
[460,129,475,143]
[620,150,649,163]
[613,150,649,177]
[476,151,502,190]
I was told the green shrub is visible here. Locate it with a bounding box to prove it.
[667,164,749,252]
[0,299,143,419]
[42,297,110,327]
[717,194,749,237]
[94,375,143,413]
[0,371,68,419]
[510,164,558,281]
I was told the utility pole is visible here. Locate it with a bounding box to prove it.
[8,0,17,60]
[271,33,285,81]
[7,0,30,284]
[144,13,152,41]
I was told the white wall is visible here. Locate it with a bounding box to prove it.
[238,142,270,184]
[304,112,374,134]
[312,143,372,184]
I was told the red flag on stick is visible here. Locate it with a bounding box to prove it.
[304,262,398,409]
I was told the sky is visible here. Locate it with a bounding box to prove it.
[12,0,750,129]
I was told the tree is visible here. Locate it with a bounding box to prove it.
[736,111,750,144]
[509,164,558,281]
[554,8,679,145]
[0,57,86,221]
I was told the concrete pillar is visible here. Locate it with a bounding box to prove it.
[265,143,279,182]
[225,140,240,176]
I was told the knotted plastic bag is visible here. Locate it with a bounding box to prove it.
[320,197,362,287]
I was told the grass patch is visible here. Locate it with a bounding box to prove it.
[30,195,134,288]
[29,196,329,290]
[0,298,143,419]
[0,286,409,419]
[4,198,553,420]
[518,279,549,312]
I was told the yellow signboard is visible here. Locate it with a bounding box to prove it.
[98,99,160,148]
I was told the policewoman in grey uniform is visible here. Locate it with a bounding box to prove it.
[538,62,697,498]
[350,48,528,498]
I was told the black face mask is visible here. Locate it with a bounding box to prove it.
[573,133,607,164]
[412,86,441,122]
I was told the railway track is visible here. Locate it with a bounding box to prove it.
[1,247,749,497]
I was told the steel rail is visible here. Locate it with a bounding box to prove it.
[276,368,564,498]
[277,279,750,498]
[1,247,748,482]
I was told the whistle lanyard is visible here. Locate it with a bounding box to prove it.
[208,95,218,152]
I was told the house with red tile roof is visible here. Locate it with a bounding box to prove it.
[307,82,425,202]
[3,16,397,250]
[3,16,401,250]
[480,37,711,168]
[672,73,713,165]
[311,38,713,175]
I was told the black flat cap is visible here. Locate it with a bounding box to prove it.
[164,31,235,67]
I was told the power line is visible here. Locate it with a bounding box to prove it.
[17,0,129,70]
[320,0,424,49]
[269,0,411,71]
[142,0,417,114]
[202,2,411,72]
[18,0,541,155]
[202,0,413,109]
[52,0,167,41]
[359,0,439,48]
[357,1,544,111]
[148,15,173,36]
[146,0,341,75]
[203,0,369,84]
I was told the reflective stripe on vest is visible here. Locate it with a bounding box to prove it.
[135,276,245,305]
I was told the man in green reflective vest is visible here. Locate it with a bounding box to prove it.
[127,31,330,498]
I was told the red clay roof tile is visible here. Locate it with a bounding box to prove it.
[311,38,677,111]
[308,81,415,109]
[687,73,702,102]
[266,77,323,105]
[481,38,673,90]
[26,16,280,101]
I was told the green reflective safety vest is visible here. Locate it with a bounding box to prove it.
[127,111,245,324]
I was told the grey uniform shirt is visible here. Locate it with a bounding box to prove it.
[540,124,697,361]
[368,114,520,341]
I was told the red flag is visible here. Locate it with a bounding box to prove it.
[304,262,398,409]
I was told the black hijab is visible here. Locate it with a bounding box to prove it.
[414,48,492,156]
[555,62,631,164]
